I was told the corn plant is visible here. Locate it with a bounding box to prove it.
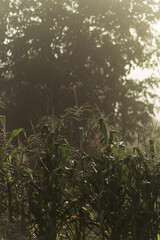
[0,115,29,239]
[0,110,160,239]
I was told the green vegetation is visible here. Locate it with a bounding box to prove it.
[0,108,160,240]
[0,0,160,238]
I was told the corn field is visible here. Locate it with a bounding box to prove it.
[0,108,160,240]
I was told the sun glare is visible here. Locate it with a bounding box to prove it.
[153,21,160,33]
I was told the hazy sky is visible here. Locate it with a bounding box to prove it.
[128,22,160,120]
[129,66,160,120]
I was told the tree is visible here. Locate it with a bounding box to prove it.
[0,0,160,141]
[0,0,9,68]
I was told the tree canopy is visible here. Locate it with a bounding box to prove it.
[0,0,160,141]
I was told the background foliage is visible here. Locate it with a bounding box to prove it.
[0,0,160,142]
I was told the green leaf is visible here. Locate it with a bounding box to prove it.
[99,118,108,144]
[6,148,17,164]
[149,139,155,159]
[109,130,116,144]
[0,115,5,129]
[61,144,67,159]
[135,147,144,159]
[6,128,26,145]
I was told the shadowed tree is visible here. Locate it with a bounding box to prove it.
[0,0,160,141]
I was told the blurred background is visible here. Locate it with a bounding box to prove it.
[0,0,160,143]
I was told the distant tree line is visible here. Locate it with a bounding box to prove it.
[0,0,160,142]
